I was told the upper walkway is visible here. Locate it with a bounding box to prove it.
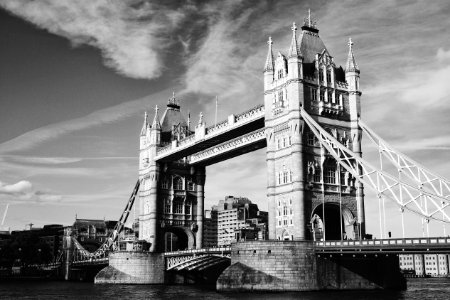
[154,105,265,164]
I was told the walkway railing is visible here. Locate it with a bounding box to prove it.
[164,247,231,257]
[315,237,450,254]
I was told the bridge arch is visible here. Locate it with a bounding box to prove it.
[311,203,356,241]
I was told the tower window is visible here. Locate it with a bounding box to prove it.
[185,203,191,215]
[319,69,324,82]
[161,178,169,189]
[173,177,183,190]
[307,133,316,146]
[326,70,332,83]
[311,88,317,101]
[174,200,183,214]
[164,202,171,214]
[314,169,321,183]
[320,91,325,102]
[278,90,284,102]
[324,167,336,184]
[187,181,195,191]
[278,69,283,79]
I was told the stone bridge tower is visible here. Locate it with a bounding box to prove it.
[264,16,365,241]
[139,94,205,252]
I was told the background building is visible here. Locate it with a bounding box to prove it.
[203,209,218,248]
[205,196,268,246]
[399,254,450,277]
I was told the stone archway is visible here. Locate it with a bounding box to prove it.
[281,229,292,241]
[162,226,195,251]
[311,203,356,241]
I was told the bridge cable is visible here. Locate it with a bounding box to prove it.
[301,109,450,225]
[320,144,326,241]
[338,163,343,240]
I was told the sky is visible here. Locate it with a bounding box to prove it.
[0,0,450,238]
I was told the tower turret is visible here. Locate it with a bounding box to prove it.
[345,37,365,236]
[140,111,148,148]
[139,111,150,170]
[345,37,361,121]
[150,105,161,146]
[264,37,274,90]
[287,22,303,80]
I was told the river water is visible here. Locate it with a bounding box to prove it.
[0,278,449,299]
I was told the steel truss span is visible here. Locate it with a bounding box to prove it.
[301,109,450,223]
[71,179,141,261]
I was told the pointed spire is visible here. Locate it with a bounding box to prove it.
[140,111,148,136]
[152,105,161,129]
[346,37,359,72]
[288,22,300,58]
[264,36,274,72]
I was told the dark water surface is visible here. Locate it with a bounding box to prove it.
[0,278,449,299]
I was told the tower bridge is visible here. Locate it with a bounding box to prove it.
[57,12,450,291]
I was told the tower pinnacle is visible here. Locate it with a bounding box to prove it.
[264,37,274,72]
[152,105,161,129]
[288,22,300,58]
[346,37,359,72]
[141,111,148,136]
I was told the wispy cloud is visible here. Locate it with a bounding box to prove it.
[0,0,195,79]
[0,88,173,154]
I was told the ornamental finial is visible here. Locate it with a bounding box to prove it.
[348,37,353,49]
[267,36,273,46]
[303,9,317,29]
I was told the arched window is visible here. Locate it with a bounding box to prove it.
[173,177,183,190]
[319,68,324,82]
[326,70,331,83]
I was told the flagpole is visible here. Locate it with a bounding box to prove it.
[215,96,218,126]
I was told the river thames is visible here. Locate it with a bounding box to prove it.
[0,278,449,299]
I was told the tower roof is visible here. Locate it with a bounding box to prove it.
[159,95,187,133]
[264,37,274,72]
[298,9,327,63]
[345,37,359,72]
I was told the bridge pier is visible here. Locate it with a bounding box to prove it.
[195,167,205,249]
[95,251,165,284]
[217,240,405,292]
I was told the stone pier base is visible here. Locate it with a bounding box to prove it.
[95,251,165,284]
[217,241,406,292]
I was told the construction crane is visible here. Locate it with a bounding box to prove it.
[1,203,9,231]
